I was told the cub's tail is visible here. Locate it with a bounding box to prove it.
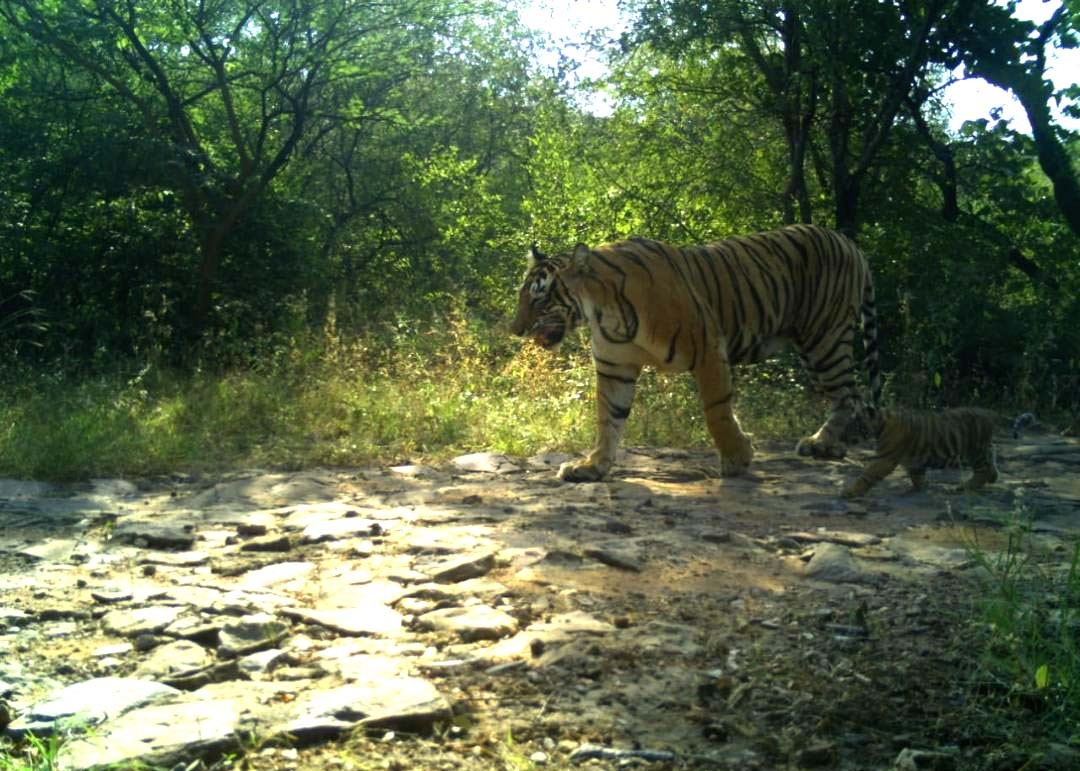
[1011,412,1036,439]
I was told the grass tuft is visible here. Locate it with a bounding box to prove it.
[0,731,65,771]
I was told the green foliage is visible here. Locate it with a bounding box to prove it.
[0,0,1076,432]
[965,503,1080,752]
[0,731,65,771]
[0,316,818,481]
[0,0,541,357]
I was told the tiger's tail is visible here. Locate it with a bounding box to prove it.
[861,273,883,413]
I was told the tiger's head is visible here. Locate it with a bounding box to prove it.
[509,242,586,350]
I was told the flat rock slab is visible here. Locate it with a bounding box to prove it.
[787,530,883,547]
[417,605,519,642]
[101,606,184,637]
[473,611,616,665]
[134,639,214,681]
[422,551,497,583]
[451,452,522,474]
[138,550,211,567]
[801,543,881,584]
[281,502,401,528]
[530,611,616,635]
[185,472,339,510]
[7,677,179,738]
[403,577,510,602]
[890,538,975,569]
[301,517,386,543]
[583,545,643,572]
[112,521,197,549]
[90,588,134,604]
[239,533,293,552]
[217,613,290,658]
[239,561,317,588]
[58,695,250,770]
[16,538,84,562]
[389,464,445,479]
[284,676,451,735]
[283,605,404,637]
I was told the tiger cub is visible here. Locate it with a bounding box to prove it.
[841,407,1033,497]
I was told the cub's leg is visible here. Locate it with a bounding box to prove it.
[841,456,899,498]
[906,466,929,493]
[961,446,999,491]
[694,351,753,476]
[795,325,859,460]
[558,361,642,482]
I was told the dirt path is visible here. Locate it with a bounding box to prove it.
[1,434,1078,770]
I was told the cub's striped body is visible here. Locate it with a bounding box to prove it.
[841,407,1031,497]
[510,224,881,481]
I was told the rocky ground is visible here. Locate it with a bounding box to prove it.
[1,431,1079,771]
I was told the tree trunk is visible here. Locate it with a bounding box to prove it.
[963,8,1080,237]
[1014,83,1080,237]
[190,225,226,343]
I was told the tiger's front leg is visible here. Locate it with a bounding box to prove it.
[841,456,899,498]
[557,361,642,482]
[695,352,753,477]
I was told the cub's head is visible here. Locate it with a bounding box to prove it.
[509,242,586,350]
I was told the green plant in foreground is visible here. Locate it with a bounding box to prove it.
[497,727,538,771]
[966,499,1080,748]
[0,731,64,771]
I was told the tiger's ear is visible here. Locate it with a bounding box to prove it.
[572,243,590,267]
[527,242,546,269]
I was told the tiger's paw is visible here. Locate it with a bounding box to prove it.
[719,438,754,477]
[795,435,847,460]
[840,482,867,499]
[557,459,606,483]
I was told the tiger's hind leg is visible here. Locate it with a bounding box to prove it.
[906,466,929,493]
[558,361,642,482]
[960,446,999,491]
[695,350,753,476]
[795,325,860,460]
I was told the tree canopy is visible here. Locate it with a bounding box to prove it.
[0,0,1076,410]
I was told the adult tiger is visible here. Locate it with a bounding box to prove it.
[841,407,1034,497]
[510,223,882,482]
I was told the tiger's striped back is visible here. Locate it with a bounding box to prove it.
[607,225,882,410]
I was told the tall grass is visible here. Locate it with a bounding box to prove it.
[0,316,820,481]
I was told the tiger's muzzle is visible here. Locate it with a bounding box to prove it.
[510,316,567,350]
[530,321,566,349]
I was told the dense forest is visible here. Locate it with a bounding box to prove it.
[0,0,1078,476]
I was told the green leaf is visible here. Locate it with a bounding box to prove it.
[1035,663,1050,689]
